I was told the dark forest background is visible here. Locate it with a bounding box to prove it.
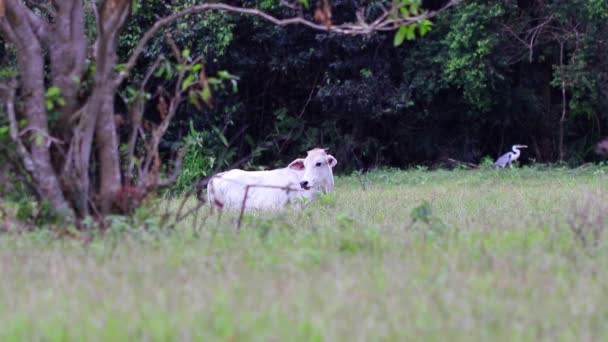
[4,0,608,176]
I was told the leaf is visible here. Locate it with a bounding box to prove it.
[314,0,332,29]
[419,25,430,36]
[299,0,309,8]
[217,70,231,79]
[35,133,44,147]
[394,26,408,46]
[56,97,66,106]
[164,61,173,79]
[131,0,139,14]
[46,86,61,98]
[419,19,433,36]
[212,126,229,147]
[182,49,191,59]
[410,2,420,15]
[207,77,221,85]
[46,100,54,111]
[405,25,417,40]
[231,79,238,93]
[191,63,203,72]
[0,126,9,135]
[182,74,196,90]
[189,90,202,110]
[201,86,212,106]
[154,65,165,78]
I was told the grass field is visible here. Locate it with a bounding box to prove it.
[2,166,608,340]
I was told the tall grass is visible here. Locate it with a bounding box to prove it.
[2,166,608,340]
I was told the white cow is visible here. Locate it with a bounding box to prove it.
[207,148,338,210]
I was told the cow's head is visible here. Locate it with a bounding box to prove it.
[288,148,337,193]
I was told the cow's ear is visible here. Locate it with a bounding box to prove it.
[288,159,305,170]
[327,155,337,168]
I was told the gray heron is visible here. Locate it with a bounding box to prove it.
[493,144,528,168]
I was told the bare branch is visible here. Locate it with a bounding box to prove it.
[232,181,303,232]
[48,0,87,118]
[157,143,189,188]
[0,19,17,43]
[0,1,49,43]
[138,53,204,191]
[125,55,165,181]
[1,82,36,175]
[501,14,556,62]
[117,1,460,84]
[558,40,567,162]
[16,2,50,42]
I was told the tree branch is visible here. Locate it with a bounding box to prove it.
[24,5,49,42]
[50,0,87,123]
[0,82,36,174]
[117,1,460,84]
[125,55,165,181]
[0,19,17,43]
[157,143,189,188]
[91,0,131,214]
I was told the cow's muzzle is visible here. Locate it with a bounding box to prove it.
[300,181,311,190]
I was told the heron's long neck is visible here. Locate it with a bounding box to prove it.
[512,147,520,157]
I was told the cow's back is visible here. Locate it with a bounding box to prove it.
[207,168,304,210]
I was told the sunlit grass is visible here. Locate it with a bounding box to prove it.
[2,166,608,340]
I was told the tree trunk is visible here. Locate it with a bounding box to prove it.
[558,41,567,163]
[5,1,71,213]
[89,0,131,214]
[50,0,87,121]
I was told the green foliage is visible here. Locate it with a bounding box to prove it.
[442,2,505,112]
[316,192,337,208]
[15,199,65,226]
[173,122,235,193]
[109,0,608,171]
[410,200,448,240]
[392,0,433,46]
[118,1,235,65]
[44,86,66,111]
[0,66,17,80]
[480,156,495,168]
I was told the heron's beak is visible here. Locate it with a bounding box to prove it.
[519,145,528,148]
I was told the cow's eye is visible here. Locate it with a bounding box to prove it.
[315,162,322,167]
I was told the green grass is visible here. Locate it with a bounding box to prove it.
[3,166,608,340]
